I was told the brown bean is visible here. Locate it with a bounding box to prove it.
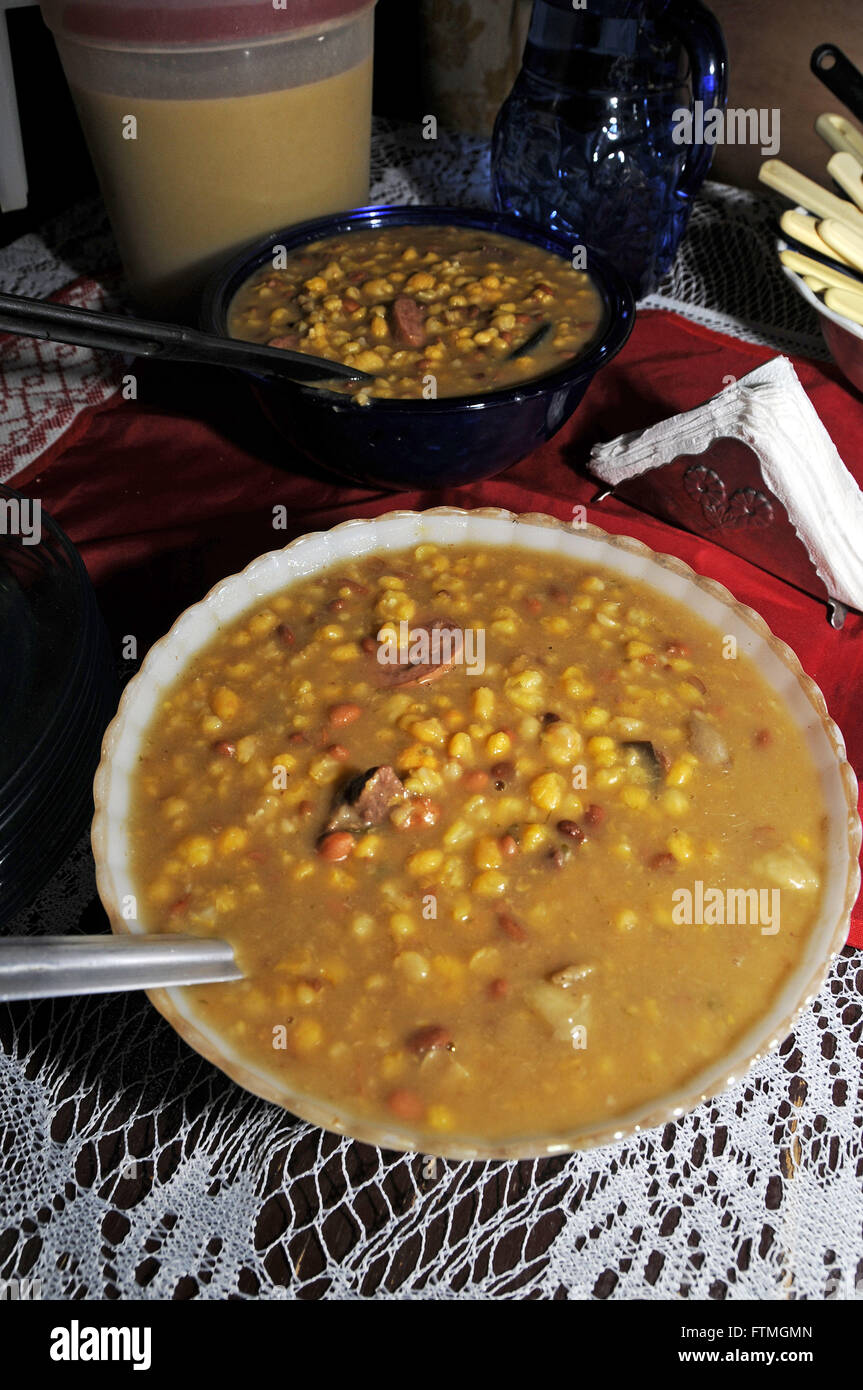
[497,911,527,943]
[213,740,236,758]
[584,804,605,826]
[463,770,490,792]
[328,702,362,727]
[298,800,314,817]
[327,744,350,761]
[649,851,675,870]
[316,831,355,861]
[557,819,585,843]
[490,761,514,789]
[488,978,509,1000]
[754,728,772,747]
[499,834,518,858]
[277,624,295,646]
[387,1089,425,1122]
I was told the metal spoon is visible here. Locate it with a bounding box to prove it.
[0,291,374,386]
[0,934,242,1002]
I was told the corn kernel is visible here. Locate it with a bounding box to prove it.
[667,830,694,862]
[504,669,545,712]
[217,826,247,855]
[451,893,473,923]
[448,731,472,760]
[433,953,466,984]
[620,786,650,810]
[615,909,638,932]
[291,1018,323,1053]
[443,819,472,849]
[486,730,512,758]
[662,756,692,788]
[472,870,508,897]
[472,686,495,721]
[395,951,430,983]
[521,823,549,852]
[331,642,360,662]
[474,835,503,870]
[581,705,610,731]
[426,1105,455,1133]
[178,835,212,868]
[662,790,690,817]
[211,686,239,721]
[410,718,447,745]
[390,912,415,940]
[540,721,583,766]
[406,849,444,877]
[626,640,652,659]
[353,834,380,860]
[529,771,566,812]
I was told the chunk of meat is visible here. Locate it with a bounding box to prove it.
[390,295,426,347]
[689,711,731,767]
[407,1025,453,1057]
[380,618,464,688]
[623,739,670,783]
[549,963,595,989]
[324,764,406,833]
[267,334,300,351]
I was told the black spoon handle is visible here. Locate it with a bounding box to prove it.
[811,44,863,126]
[0,291,373,384]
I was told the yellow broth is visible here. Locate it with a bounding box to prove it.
[227,226,605,402]
[130,545,826,1142]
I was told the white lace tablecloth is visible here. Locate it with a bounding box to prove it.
[2,121,860,1303]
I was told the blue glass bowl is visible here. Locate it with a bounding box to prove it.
[201,205,635,492]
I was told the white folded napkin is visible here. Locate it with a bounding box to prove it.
[590,356,863,611]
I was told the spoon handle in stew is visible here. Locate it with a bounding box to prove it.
[0,935,243,1001]
[0,290,373,384]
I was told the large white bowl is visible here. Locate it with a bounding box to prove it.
[92,509,861,1159]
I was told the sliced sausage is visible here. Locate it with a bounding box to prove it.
[390,295,426,348]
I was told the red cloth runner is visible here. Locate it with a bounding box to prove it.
[13,308,863,944]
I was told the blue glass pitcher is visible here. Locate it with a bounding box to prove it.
[492,0,727,298]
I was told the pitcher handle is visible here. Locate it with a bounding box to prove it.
[0,0,37,212]
[667,0,729,199]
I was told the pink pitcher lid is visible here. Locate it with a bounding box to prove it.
[47,0,373,43]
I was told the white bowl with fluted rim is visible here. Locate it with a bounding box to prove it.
[92,509,861,1159]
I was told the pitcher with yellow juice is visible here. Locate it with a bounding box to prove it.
[41,0,376,317]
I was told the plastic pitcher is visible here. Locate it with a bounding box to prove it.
[492,0,727,298]
[16,1,376,315]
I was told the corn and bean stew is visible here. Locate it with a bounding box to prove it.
[227,226,605,403]
[131,545,826,1143]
